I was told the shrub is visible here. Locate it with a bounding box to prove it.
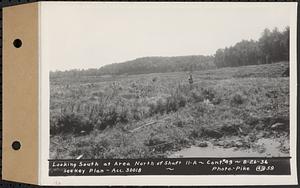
[98,109,118,130]
[131,106,142,120]
[230,93,246,105]
[177,94,187,108]
[165,91,187,113]
[245,115,260,126]
[148,98,166,116]
[144,134,166,147]
[189,127,204,139]
[166,96,178,113]
[50,115,61,135]
[51,113,94,135]
[211,96,222,105]
[202,128,223,138]
[84,101,130,131]
[190,89,204,102]
[96,106,129,130]
[190,87,219,104]
[202,88,216,101]
[144,134,173,154]
[148,94,187,115]
[148,103,157,116]
[156,98,167,114]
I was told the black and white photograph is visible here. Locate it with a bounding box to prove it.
[48,2,294,162]
[1,1,297,186]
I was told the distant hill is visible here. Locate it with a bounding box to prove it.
[51,55,215,77]
[97,55,215,75]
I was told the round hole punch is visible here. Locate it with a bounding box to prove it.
[12,141,21,150]
[13,39,22,48]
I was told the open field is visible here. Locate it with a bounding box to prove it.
[50,62,290,159]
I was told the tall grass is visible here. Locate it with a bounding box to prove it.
[50,62,290,159]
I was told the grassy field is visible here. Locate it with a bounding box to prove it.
[50,62,290,159]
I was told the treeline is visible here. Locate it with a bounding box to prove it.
[51,26,289,77]
[51,55,215,77]
[214,27,289,68]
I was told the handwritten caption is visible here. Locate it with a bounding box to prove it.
[49,158,290,176]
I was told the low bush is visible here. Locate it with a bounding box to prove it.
[220,119,245,136]
[96,105,129,130]
[202,88,216,101]
[148,93,187,116]
[149,98,166,115]
[190,87,221,104]
[144,135,166,146]
[230,93,246,106]
[166,96,178,113]
[202,128,223,138]
[189,127,204,139]
[50,113,94,135]
[190,89,204,102]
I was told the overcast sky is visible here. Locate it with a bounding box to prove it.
[41,2,293,71]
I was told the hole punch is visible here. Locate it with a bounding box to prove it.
[12,141,21,150]
[13,39,22,48]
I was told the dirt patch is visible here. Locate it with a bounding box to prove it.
[169,135,289,158]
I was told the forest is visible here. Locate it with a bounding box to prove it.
[214,27,290,68]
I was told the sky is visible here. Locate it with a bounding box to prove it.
[40,2,293,71]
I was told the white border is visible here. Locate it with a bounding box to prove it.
[38,1,42,185]
[39,2,298,186]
